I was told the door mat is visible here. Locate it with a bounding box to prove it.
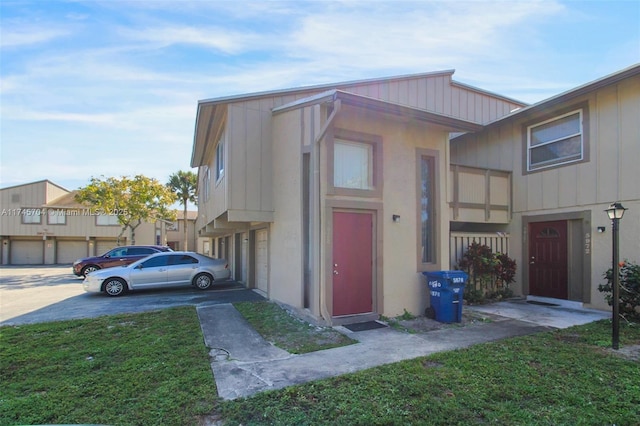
[526,300,560,307]
[343,321,388,332]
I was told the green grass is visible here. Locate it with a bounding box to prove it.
[1,306,217,426]
[2,302,639,426]
[217,320,640,425]
[234,301,356,354]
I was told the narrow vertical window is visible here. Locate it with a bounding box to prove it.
[216,142,224,181]
[420,155,436,263]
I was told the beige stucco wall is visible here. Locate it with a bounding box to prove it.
[330,112,450,318]
[270,103,459,320]
[270,107,305,308]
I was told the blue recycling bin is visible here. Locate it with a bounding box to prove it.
[422,271,468,323]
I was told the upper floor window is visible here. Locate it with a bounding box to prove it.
[527,109,583,171]
[334,140,373,190]
[97,214,119,226]
[216,142,224,182]
[328,129,382,197]
[21,208,41,224]
[47,209,66,225]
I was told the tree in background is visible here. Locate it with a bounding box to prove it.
[167,170,197,251]
[75,175,177,245]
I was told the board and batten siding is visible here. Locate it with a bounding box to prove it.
[345,75,522,123]
[450,75,640,213]
[197,71,525,227]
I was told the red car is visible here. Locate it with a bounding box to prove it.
[72,245,172,277]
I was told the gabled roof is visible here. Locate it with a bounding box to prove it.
[273,89,484,132]
[197,69,524,108]
[0,179,69,193]
[484,63,640,126]
[192,69,526,166]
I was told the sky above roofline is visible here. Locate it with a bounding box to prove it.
[1,0,638,194]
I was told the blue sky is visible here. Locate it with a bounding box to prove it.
[1,0,639,193]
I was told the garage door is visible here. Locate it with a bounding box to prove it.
[255,229,268,293]
[96,240,118,256]
[11,240,44,264]
[57,240,87,264]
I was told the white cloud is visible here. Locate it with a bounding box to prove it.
[0,26,71,48]
[1,0,637,192]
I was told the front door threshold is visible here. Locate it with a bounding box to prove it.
[527,295,582,309]
[331,312,378,326]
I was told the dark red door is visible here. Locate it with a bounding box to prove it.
[332,211,373,316]
[528,220,568,299]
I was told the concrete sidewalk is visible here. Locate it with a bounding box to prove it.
[198,301,608,400]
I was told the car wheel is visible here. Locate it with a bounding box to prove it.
[103,278,127,297]
[82,265,100,277]
[193,273,213,290]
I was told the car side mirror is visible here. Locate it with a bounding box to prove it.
[135,264,143,269]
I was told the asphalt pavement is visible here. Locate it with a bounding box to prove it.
[0,265,264,325]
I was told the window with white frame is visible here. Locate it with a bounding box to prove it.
[527,109,583,171]
[97,214,119,226]
[333,139,374,190]
[215,142,224,181]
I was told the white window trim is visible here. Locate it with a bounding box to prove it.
[527,109,583,172]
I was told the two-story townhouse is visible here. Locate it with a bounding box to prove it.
[451,63,640,311]
[191,70,526,325]
[0,180,194,265]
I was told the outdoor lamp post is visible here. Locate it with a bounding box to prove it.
[605,202,627,350]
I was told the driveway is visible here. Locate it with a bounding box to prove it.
[0,265,264,326]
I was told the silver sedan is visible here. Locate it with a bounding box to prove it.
[83,252,231,296]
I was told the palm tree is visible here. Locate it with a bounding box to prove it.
[167,170,197,251]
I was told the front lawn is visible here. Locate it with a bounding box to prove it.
[217,320,640,425]
[0,306,217,426]
[2,303,639,426]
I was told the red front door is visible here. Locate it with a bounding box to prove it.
[528,220,568,299]
[332,211,374,316]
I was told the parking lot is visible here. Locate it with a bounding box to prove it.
[0,265,264,326]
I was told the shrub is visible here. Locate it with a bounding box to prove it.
[457,242,517,304]
[597,260,640,322]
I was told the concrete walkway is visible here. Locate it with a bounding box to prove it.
[197,301,609,400]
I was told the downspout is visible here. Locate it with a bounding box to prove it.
[313,97,341,323]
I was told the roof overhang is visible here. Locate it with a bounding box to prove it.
[191,103,227,168]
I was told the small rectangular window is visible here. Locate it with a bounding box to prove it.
[528,110,583,171]
[334,139,373,190]
[97,215,119,226]
[21,208,41,224]
[47,210,66,225]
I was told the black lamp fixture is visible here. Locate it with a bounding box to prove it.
[604,202,627,350]
[605,202,627,221]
